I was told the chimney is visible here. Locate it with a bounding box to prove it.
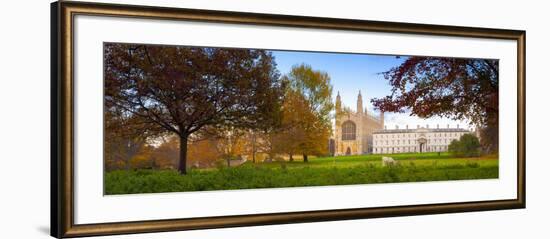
[457,124,459,129]
[406,125,409,129]
[437,124,439,129]
[384,125,387,130]
[447,124,449,128]
[417,125,420,129]
[426,124,429,129]
[396,125,399,129]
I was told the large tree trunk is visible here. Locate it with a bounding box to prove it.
[480,124,499,154]
[477,110,499,154]
[178,135,188,174]
[289,153,294,162]
[303,153,308,163]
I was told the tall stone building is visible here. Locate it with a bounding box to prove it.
[333,91,384,155]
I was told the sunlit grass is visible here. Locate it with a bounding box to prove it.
[105,153,498,195]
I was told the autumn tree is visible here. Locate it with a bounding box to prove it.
[275,90,310,161]
[257,129,283,162]
[243,130,261,163]
[187,138,221,168]
[129,145,157,169]
[104,106,158,171]
[371,57,498,153]
[213,128,248,167]
[241,129,277,163]
[281,64,334,162]
[149,135,181,169]
[104,43,283,174]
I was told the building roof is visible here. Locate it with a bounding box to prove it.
[373,127,470,134]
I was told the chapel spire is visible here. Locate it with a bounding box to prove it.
[357,90,363,114]
[335,91,342,113]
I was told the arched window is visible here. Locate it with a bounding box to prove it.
[341,121,356,140]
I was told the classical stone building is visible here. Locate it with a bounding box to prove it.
[333,91,384,155]
[372,124,471,154]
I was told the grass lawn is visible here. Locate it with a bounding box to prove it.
[105,152,498,195]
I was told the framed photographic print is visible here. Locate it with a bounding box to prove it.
[51,1,526,238]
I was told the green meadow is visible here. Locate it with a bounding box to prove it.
[105,152,498,195]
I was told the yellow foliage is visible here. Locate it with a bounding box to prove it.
[188,139,221,167]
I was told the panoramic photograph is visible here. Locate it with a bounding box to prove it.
[103,42,499,195]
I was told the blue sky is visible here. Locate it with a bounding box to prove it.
[270,50,470,130]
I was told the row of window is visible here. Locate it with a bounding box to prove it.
[374,132,464,139]
[374,146,448,154]
[373,138,456,146]
[340,120,467,142]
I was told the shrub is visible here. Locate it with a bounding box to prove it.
[448,134,481,157]
[466,161,480,168]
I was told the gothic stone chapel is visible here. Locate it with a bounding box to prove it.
[333,91,384,156]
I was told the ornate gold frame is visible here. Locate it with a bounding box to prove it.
[51,1,526,237]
